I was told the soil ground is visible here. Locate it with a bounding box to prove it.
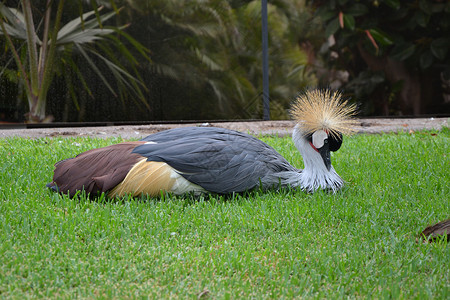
[0,118,448,139]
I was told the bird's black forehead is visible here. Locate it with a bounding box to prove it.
[329,133,343,152]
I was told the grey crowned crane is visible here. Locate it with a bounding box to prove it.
[47,89,357,198]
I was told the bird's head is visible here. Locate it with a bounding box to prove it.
[304,129,342,170]
[290,89,357,191]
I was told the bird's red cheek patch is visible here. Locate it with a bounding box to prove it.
[309,142,319,153]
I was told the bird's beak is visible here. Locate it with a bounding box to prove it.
[318,142,331,171]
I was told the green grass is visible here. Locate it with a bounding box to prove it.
[0,129,449,299]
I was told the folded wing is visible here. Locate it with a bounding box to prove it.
[136,127,296,193]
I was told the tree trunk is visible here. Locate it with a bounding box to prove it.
[26,95,52,122]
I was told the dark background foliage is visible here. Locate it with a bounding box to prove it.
[1,0,449,123]
[310,0,450,116]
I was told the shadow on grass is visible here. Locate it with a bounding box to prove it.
[47,183,324,208]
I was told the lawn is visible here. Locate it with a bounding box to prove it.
[0,128,449,299]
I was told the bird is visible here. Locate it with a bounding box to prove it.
[47,89,357,198]
[420,219,450,243]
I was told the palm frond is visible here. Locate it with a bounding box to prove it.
[57,9,117,43]
[74,43,117,96]
[0,5,28,40]
[194,48,223,71]
[109,29,152,62]
[57,28,114,45]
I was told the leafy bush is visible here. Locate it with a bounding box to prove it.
[311,0,450,115]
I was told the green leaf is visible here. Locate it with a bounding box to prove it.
[328,0,337,10]
[346,4,369,16]
[368,29,394,46]
[0,67,19,83]
[108,0,119,13]
[419,51,434,69]
[74,43,116,96]
[325,17,340,37]
[430,38,450,60]
[0,5,28,40]
[414,11,430,28]
[110,29,151,62]
[315,6,336,22]
[92,49,147,95]
[389,43,416,61]
[419,0,432,15]
[57,10,97,41]
[383,0,401,10]
[343,14,355,31]
[57,9,117,44]
[65,57,93,100]
[58,29,114,45]
[195,48,222,71]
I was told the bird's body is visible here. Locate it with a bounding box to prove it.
[47,89,357,198]
[48,127,300,197]
[421,219,450,242]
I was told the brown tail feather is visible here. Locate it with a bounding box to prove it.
[49,141,145,197]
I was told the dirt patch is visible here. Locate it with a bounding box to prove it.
[0,118,448,140]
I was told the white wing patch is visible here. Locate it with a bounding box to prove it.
[169,168,206,195]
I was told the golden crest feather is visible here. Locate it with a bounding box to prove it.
[290,89,357,138]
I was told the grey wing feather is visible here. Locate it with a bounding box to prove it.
[140,127,232,143]
[135,127,296,193]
